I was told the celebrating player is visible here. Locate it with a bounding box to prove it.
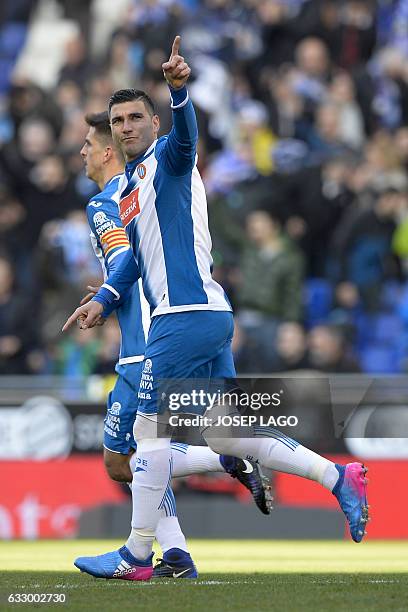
[64,36,369,581]
[74,110,272,579]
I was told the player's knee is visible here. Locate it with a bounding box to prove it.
[204,435,236,457]
[104,451,132,482]
[133,413,159,443]
[201,402,240,456]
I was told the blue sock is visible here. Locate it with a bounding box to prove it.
[219,455,237,473]
[163,547,193,566]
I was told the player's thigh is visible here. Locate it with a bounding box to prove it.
[209,337,236,379]
[137,311,234,416]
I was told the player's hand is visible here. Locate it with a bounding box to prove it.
[62,301,104,332]
[79,286,106,326]
[162,35,191,90]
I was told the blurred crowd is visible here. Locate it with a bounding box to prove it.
[1,0,408,376]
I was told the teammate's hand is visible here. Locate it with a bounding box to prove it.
[162,35,191,90]
[80,286,100,306]
[62,301,104,332]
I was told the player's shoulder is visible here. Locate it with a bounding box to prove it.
[87,195,116,217]
[155,135,169,158]
[86,183,125,236]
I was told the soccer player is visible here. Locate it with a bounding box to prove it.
[75,110,272,579]
[64,36,369,581]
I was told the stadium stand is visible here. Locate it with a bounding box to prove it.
[1,0,408,376]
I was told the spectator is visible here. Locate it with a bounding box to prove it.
[274,322,311,371]
[58,32,93,89]
[0,255,37,374]
[308,324,361,373]
[235,209,305,369]
[330,184,404,309]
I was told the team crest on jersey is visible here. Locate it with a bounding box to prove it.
[119,188,140,227]
[136,163,146,179]
[93,211,108,226]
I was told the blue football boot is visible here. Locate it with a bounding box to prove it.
[74,546,153,580]
[332,462,370,542]
[220,456,273,515]
[152,548,198,578]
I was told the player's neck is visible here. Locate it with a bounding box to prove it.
[99,163,124,190]
[125,139,156,165]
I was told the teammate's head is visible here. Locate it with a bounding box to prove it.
[81,111,123,185]
[108,89,160,162]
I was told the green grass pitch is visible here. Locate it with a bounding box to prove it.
[0,540,407,611]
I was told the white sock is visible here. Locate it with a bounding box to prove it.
[203,427,339,491]
[155,513,189,554]
[129,447,189,554]
[126,438,172,560]
[171,443,223,476]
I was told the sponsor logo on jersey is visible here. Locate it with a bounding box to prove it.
[88,201,103,208]
[137,163,146,179]
[119,188,140,227]
[96,220,117,236]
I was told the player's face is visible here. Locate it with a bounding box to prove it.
[109,100,160,162]
[80,127,105,182]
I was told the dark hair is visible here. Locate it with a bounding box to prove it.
[108,89,155,116]
[85,111,112,140]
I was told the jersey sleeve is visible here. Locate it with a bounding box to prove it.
[157,85,198,176]
[86,198,130,267]
[92,248,140,314]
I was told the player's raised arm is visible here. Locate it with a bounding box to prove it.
[160,35,198,175]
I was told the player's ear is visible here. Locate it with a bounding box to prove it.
[104,145,113,163]
[152,114,160,136]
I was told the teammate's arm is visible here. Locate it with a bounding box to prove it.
[86,199,136,316]
[159,36,198,176]
[62,246,140,331]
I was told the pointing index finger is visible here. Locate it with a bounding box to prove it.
[62,312,78,332]
[170,35,181,58]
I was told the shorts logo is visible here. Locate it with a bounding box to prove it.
[143,359,152,374]
[110,401,121,415]
[137,164,146,179]
[119,188,140,227]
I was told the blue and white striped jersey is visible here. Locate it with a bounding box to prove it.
[86,175,149,365]
[94,86,232,318]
